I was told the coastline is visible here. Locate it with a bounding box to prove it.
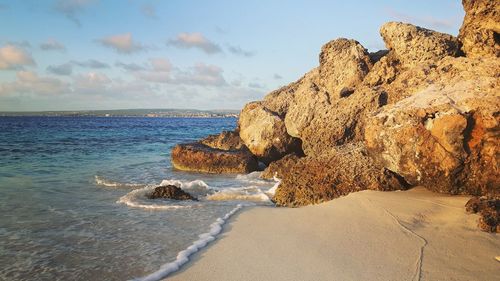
[167,187,499,281]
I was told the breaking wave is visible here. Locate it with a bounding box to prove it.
[94,175,145,188]
[114,172,280,209]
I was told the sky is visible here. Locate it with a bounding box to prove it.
[0,0,464,111]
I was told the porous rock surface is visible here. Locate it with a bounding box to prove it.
[380,22,462,67]
[465,197,499,232]
[272,143,409,207]
[170,0,499,218]
[238,101,301,164]
[459,0,500,58]
[365,57,500,196]
[148,185,197,201]
[171,134,258,174]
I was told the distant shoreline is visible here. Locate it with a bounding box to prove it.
[0,108,239,118]
[0,115,238,118]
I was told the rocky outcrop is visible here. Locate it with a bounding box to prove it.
[171,142,258,174]
[271,143,409,207]
[380,22,462,67]
[283,44,383,156]
[238,102,301,164]
[465,197,499,232]
[148,185,197,201]
[200,130,245,150]
[318,38,372,97]
[459,0,500,58]
[170,0,499,215]
[365,57,499,196]
[261,153,301,179]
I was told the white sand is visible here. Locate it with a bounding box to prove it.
[167,187,499,281]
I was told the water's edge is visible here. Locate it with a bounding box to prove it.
[132,204,246,281]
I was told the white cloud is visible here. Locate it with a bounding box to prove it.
[248,82,265,89]
[385,8,457,30]
[141,4,157,19]
[47,63,73,75]
[0,45,35,70]
[115,61,146,72]
[74,72,111,87]
[0,71,68,96]
[47,59,110,75]
[71,59,109,68]
[136,61,227,87]
[176,63,226,86]
[167,33,222,54]
[40,39,66,51]
[97,33,144,54]
[55,0,96,26]
[150,58,172,72]
[5,41,31,49]
[228,45,255,57]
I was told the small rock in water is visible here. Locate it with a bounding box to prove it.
[148,185,198,201]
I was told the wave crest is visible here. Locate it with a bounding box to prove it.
[116,185,197,210]
[94,175,144,188]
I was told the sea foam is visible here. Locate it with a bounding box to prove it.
[131,204,243,281]
[116,185,196,210]
[95,175,144,188]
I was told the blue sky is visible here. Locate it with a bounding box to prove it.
[0,0,464,111]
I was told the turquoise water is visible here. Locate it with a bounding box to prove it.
[0,117,276,281]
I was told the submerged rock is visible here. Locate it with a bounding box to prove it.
[171,142,258,174]
[148,185,197,201]
[465,197,499,232]
[459,0,500,58]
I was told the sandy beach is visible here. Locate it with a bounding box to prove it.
[168,187,499,281]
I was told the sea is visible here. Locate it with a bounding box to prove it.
[0,116,278,281]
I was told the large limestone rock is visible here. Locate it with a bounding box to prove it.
[380,22,462,67]
[200,130,245,151]
[261,153,301,179]
[365,57,500,196]
[284,68,385,156]
[262,80,301,118]
[272,143,409,207]
[459,0,500,58]
[318,38,372,96]
[238,101,301,164]
[171,142,258,174]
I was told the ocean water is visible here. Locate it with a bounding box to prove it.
[0,117,277,281]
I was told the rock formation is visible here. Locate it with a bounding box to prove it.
[171,131,258,174]
[459,0,500,58]
[465,197,499,232]
[170,0,499,219]
[238,101,302,164]
[364,57,500,196]
[200,130,245,151]
[270,143,409,207]
[380,22,462,67]
[148,185,197,201]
